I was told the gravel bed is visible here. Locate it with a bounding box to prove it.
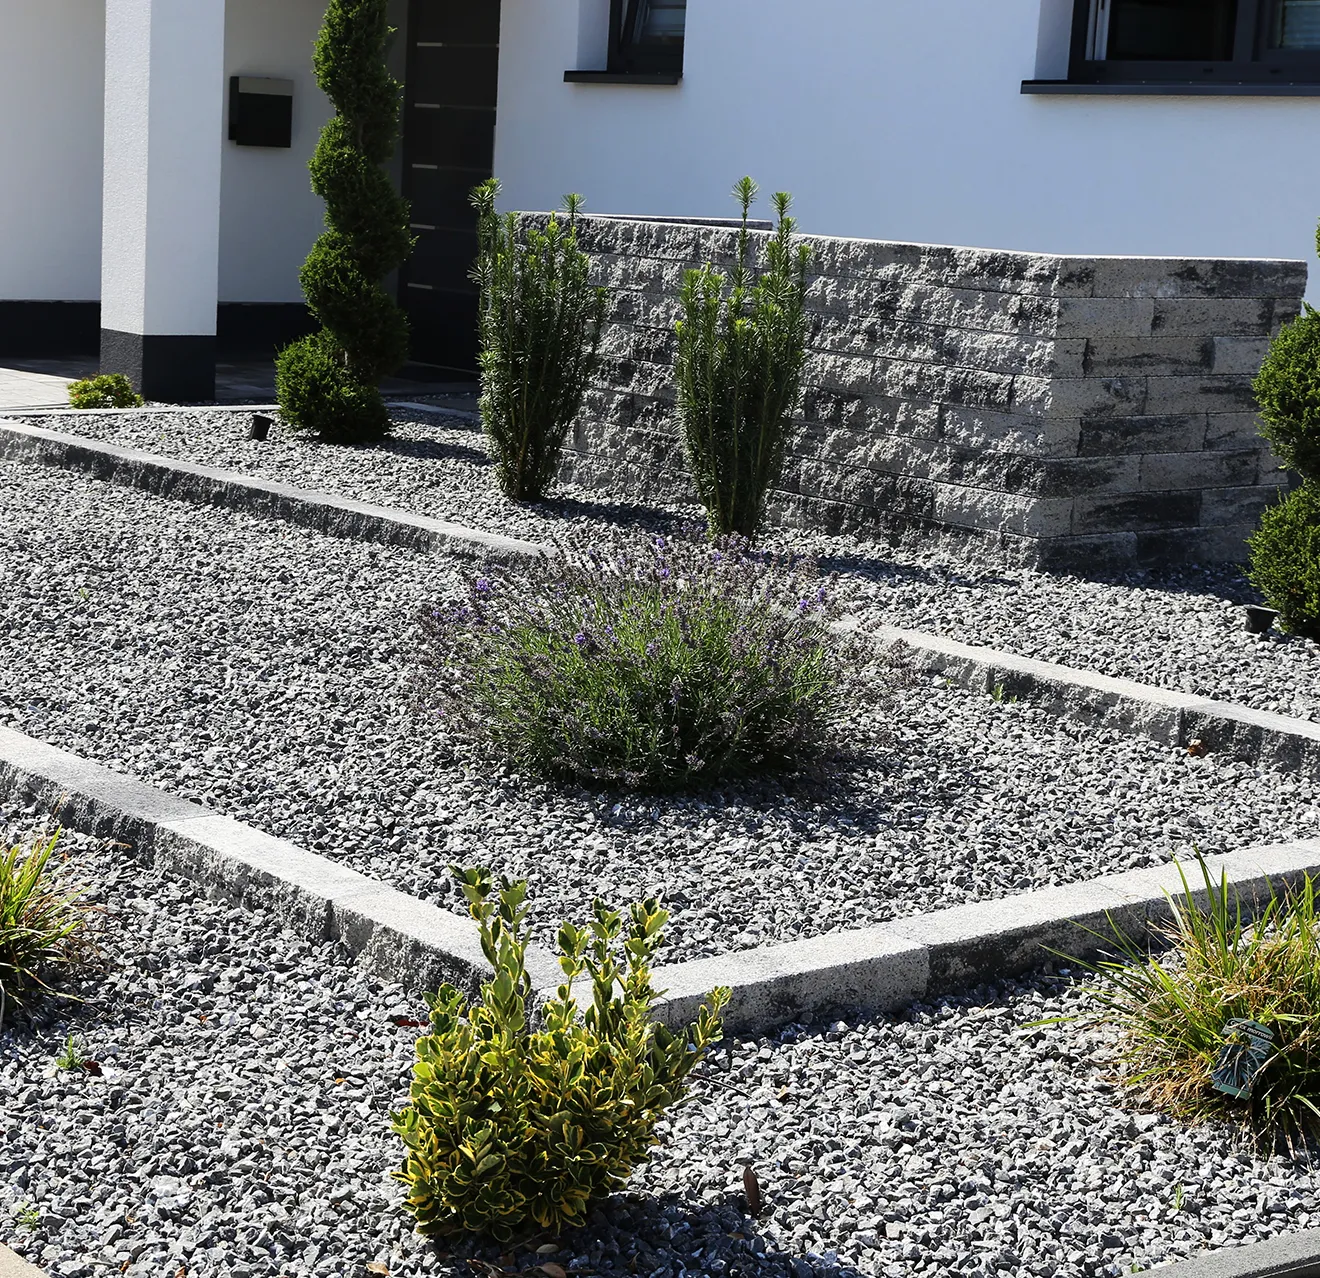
[2,458,1318,966]
[15,406,1320,723]
[4,462,1318,959]
[5,810,1320,1278]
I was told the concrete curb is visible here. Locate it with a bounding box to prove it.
[1142,1230,1320,1277]
[855,622,1320,779]
[4,722,1318,1041]
[0,725,561,998]
[0,1245,45,1278]
[0,419,546,563]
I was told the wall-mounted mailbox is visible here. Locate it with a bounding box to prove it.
[228,77,294,148]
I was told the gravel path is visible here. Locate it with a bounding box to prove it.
[5,812,1319,1278]
[15,406,1320,723]
[3,460,1317,965]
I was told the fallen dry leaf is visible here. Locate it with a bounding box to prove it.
[1187,739,1208,757]
[538,1265,568,1278]
[366,1264,389,1276]
[743,1164,763,1217]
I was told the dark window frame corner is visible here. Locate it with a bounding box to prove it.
[565,0,685,83]
[1043,0,1320,95]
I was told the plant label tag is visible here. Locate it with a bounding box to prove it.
[1211,1019,1275,1100]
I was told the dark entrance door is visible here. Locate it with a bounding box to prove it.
[400,1,501,376]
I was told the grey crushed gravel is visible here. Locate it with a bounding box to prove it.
[16,406,1319,722]
[4,811,1319,1278]
[1,459,1316,966]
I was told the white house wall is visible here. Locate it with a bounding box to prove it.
[0,1,105,302]
[219,0,333,305]
[494,0,1320,296]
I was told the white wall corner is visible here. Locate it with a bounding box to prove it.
[576,0,611,70]
[1034,0,1074,78]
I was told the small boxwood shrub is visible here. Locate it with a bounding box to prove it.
[68,374,143,410]
[0,833,90,1025]
[392,867,728,1241]
[1248,483,1320,641]
[418,534,846,791]
[1253,303,1320,483]
[1082,860,1320,1147]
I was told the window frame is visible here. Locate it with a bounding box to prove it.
[607,0,686,76]
[1067,0,1320,84]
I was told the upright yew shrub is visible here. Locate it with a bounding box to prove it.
[276,0,412,443]
[470,179,607,501]
[1249,228,1320,638]
[676,178,811,539]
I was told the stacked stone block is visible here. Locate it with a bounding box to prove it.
[556,214,1306,568]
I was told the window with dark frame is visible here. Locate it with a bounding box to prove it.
[1070,0,1320,83]
[608,0,686,75]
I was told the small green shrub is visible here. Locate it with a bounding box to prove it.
[1254,302,1320,484]
[0,833,90,1025]
[392,867,729,1242]
[1081,859,1320,1147]
[471,179,607,501]
[68,374,143,410]
[417,534,847,791]
[275,0,412,443]
[676,178,811,539]
[1247,482,1320,641]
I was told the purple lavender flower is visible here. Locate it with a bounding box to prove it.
[574,632,589,647]
[474,577,492,595]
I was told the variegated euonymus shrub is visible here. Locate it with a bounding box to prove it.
[391,868,729,1241]
[417,533,846,792]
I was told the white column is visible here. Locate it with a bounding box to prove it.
[100,0,226,401]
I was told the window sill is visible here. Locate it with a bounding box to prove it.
[563,70,682,85]
[1022,78,1320,95]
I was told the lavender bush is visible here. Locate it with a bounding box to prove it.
[418,535,845,792]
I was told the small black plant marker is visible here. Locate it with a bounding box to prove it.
[249,414,273,441]
[1244,605,1280,635]
[1211,1018,1275,1099]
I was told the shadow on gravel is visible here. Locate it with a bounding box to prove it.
[369,436,491,466]
[436,1194,863,1278]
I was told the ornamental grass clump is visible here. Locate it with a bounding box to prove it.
[1080,859,1320,1147]
[392,867,728,1241]
[470,179,607,501]
[0,833,91,1026]
[418,534,843,791]
[675,177,811,539]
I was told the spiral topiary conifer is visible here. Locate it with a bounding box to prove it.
[276,0,412,443]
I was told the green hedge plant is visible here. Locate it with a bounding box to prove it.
[675,177,811,539]
[1254,300,1320,485]
[392,867,728,1241]
[0,832,91,1026]
[68,374,143,410]
[1248,482,1320,640]
[417,533,847,791]
[471,179,606,501]
[275,0,412,443]
[1079,859,1320,1148]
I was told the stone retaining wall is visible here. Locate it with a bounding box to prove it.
[555,214,1306,569]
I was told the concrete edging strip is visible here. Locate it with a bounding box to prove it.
[1141,1230,1320,1277]
[3,722,1318,1040]
[0,1245,45,1278]
[0,419,546,563]
[853,622,1320,779]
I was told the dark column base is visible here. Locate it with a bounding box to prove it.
[100,329,216,402]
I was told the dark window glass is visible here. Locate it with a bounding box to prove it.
[1106,0,1238,59]
[613,0,686,72]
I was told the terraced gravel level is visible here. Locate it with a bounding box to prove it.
[2,458,1318,963]
[5,814,1320,1278]
[16,406,1320,722]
